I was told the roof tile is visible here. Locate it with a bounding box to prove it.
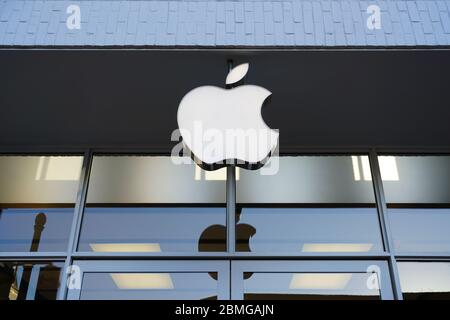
[225,9,234,33]
[382,12,393,34]
[264,9,274,34]
[216,1,225,23]
[428,1,441,22]
[441,11,450,33]
[314,21,325,44]
[436,1,447,11]
[273,2,283,22]
[412,21,425,43]
[323,11,333,34]
[235,2,244,23]
[254,2,263,22]
[342,10,353,34]
[419,10,433,34]
[334,21,346,44]
[292,1,302,22]
[416,1,428,12]
[331,1,342,22]
[293,21,304,44]
[1,0,449,47]
[387,1,400,22]
[407,1,421,22]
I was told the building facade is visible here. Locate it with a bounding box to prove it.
[0,0,450,300]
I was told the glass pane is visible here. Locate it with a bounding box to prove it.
[0,156,82,252]
[80,272,218,300]
[82,156,226,253]
[0,208,74,252]
[0,262,63,300]
[86,156,225,204]
[238,156,375,203]
[244,272,380,300]
[389,208,450,254]
[0,156,83,204]
[78,207,226,252]
[236,207,383,253]
[398,262,450,300]
[380,156,450,204]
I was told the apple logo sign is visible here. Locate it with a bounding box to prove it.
[198,209,256,280]
[177,63,279,171]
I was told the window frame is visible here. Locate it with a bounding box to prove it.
[0,148,448,300]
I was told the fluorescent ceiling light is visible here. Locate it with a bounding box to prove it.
[289,273,352,290]
[35,156,82,181]
[352,155,399,181]
[111,273,174,290]
[89,243,161,253]
[379,156,400,181]
[351,156,372,181]
[302,243,373,253]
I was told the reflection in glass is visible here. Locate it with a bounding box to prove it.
[238,156,376,203]
[389,208,450,253]
[87,156,225,204]
[236,207,383,253]
[381,156,450,204]
[0,155,82,252]
[0,208,74,252]
[398,262,450,300]
[0,156,83,204]
[80,272,218,300]
[0,262,62,300]
[244,272,380,300]
[78,207,226,252]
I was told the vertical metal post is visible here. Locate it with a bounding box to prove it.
[227,165,236,253]
[369,150,403,300]
[226,60,236,254]
[57,149,92,300]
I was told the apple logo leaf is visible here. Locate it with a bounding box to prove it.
[226,63,249,86]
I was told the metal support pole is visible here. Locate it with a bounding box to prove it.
[369,150,403,300]
[226,60,236,254]
[227,165,236,253]
[57,149,92,300]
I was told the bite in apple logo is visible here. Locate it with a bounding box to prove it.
[177,63,279,171]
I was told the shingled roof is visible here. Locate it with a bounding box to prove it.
[0,0,449,46]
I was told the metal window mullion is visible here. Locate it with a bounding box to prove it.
[57,149,93,300]
[226,165,236,254]
[369,150,403,300]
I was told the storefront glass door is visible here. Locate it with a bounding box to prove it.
[67,260,393,300]
[67,261,230,300]
[231,260,393,300]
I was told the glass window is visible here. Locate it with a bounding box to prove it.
[0,262,63,300]
[80,272,218,300]
[244,272,380,300]
[80,156,226,252]
[235,156,382,253]
[86,156,225,204]
[398,262,450,300]
[236,207,383,253]
[78,207,226,253]
[389,208,450,253]
[238,156,376,203]
[380,156,450,254]
[0,156,83,252]
[380,156,450,204]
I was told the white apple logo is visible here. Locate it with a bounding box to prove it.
[177,63,279,170]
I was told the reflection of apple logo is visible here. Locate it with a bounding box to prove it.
[177,63,279,171]
[198,209,256,280]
